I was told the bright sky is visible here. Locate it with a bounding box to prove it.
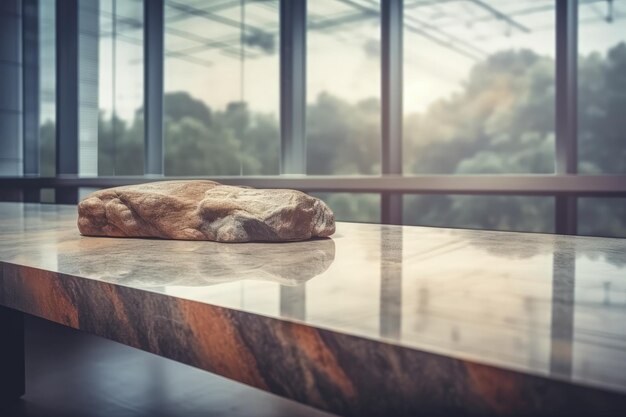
[96,0,626,122]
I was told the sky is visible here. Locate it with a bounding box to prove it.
[90,0,626,122]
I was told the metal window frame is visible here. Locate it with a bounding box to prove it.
[55,0,79,204]
[381,0,403,225]
[3,174,626,196]
[279,0,307,175]
[555,0,579,236]
[144,0,165,176]
[279,0,309,314]
[551,0,578,381]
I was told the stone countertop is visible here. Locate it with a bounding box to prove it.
[1,202,625,416]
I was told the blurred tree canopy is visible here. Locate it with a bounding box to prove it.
[39,44,626,236]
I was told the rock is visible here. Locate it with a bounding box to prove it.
[77,180,335,242]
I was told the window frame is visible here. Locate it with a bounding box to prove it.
[9,0,626,233]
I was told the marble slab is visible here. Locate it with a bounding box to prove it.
[1,202,625,416]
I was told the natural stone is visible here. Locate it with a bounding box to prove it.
[77,181,335,242]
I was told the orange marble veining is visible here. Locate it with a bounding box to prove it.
[465,361,526,414]
[178,300,269,390]
[289,325,357,402]
[13,267,79,328]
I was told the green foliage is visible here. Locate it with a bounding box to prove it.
[163,91,212,127]
[578,43,626,175]
[307,93,381,175]
[98,113,143,175]
[97,96,279,176]
[405,49,555,175]
[401,44,625,236]
[163,101,279,176]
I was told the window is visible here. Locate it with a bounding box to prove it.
[3,0,626,238]
[307,0,381,175]
[164,0,280,176]
[403,0,556,175]
[98,0,144,175]
[578,0,626,174]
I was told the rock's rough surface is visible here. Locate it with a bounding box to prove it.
[77,181,335,242]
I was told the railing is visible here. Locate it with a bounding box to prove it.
[2,174,626,234]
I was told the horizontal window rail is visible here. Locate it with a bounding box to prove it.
[1,175,626,197]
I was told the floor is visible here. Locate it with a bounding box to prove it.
[2,316,334,417]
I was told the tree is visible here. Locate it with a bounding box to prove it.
[307,93,381,175]
[578,42,626,174]
[164,92,212,127]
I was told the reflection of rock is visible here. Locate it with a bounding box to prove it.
[78,181,335,242]
[462,230,554,260]
[57,235,335,288]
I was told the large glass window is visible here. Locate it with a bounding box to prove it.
[164,0,280,176]
[578,0,626,174]
[98,0,144,175]
[7,0,626,238]
[307,0,381,175]
[403,1,556,175]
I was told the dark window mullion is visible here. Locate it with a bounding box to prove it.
[55,0,79,203]
[279,0,306,175]
[381,0,403,225]
[144,0,164,176]
[551,0,578,383]
[555,0,578,235]
[279,0,307,321]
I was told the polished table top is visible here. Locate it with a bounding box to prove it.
[1,202,625,415]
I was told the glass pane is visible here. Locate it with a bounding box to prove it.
[578,0,626,174]
[98,0,144,175]
[164,0,280,176]
[39,0,56,176]
[578,198,626,238]
[403,1,555,174]
[79,0,100,176]
[307,0,381,175]
[403,195,554,233]
[310,192,380,223]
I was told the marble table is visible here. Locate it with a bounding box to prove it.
[0,202,625,416]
